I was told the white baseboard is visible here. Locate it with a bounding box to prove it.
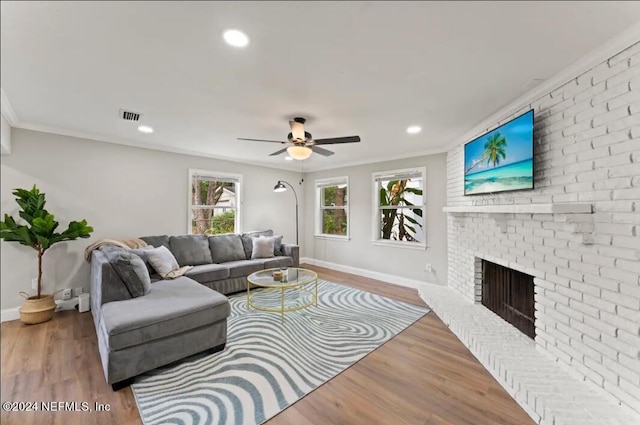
[1,307,20,323]
[300,257,437,289]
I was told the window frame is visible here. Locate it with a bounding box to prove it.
[188,169,242,235]
[314,176,350,241]
[371,167,426,250]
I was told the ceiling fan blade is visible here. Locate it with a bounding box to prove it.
[237,138,285,143]
[313,136,361,145]
[269,148,289,156]
[290,120,305,140]
[311,146,334,156]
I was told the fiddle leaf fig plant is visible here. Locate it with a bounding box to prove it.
[0,185,93,298]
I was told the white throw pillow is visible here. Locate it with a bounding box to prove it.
[251,236,275,259]
[146,246,180,276]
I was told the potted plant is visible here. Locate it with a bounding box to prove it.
[0,185,93,324]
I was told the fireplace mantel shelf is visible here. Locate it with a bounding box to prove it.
[442,203,593,214]
[444,203,595,244]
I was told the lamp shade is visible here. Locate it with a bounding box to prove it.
[273,181,287,192]
[286,145,312,160]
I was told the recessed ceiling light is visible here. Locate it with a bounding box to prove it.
[406,125,422,134]
[223,29,249,48]
[138,125,154,134]
[284,156,293,161]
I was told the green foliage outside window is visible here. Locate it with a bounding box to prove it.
[379,179,423,242]
[321,185,347,235]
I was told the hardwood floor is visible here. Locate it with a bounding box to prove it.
[1,265,535,425]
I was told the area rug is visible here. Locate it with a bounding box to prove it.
[131,280,429,425]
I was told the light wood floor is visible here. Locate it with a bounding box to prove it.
[1,265,535,425]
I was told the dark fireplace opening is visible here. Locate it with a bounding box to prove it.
[481,260,535,339]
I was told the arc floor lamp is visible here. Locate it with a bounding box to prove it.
[273,180,298,245]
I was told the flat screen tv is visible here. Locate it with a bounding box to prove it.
[464,110,534,195]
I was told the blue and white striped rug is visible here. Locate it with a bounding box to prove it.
[132,280,429,425]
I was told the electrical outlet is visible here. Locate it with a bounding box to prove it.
[61,288,72,301]
[425,263,432,272]
[32,278,38,290]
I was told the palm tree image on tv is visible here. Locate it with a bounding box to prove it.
[465,132,507,174]
[464,111,534,195]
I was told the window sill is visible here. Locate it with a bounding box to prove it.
[314,234,350,241]
[371,240,427,250]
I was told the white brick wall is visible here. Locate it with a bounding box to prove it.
[446,42,640,414]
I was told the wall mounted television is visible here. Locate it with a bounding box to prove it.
[464,110,534,196]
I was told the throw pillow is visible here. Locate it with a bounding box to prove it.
[272,235,284,256]
[251,236,276,259]
[109,251,151,298]
[146,246,180,277]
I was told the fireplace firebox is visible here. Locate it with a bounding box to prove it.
[481,260,535,339]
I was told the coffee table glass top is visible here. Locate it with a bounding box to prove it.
[248,267,317,288]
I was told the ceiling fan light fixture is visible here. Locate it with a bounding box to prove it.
[284,156,293,161]
[287,145,312,160]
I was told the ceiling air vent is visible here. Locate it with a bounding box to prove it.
[119,109,142,122]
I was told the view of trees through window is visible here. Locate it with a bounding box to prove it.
[378,178,423,242]
[191,178,236,235]
[321,185,348,236]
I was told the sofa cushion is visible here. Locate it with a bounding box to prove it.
[263,256,294,269]
[169,235,213,266]
[146,246,180,276]
[100,277,230,351]
[223,259,265,278]
[109,251,151,298]
[209,234,246,263]
[140,235,170,249]
[185,264,230,283]
[251,236,275,259]
[241,230,273,259]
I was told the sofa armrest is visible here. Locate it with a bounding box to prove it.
[90,250,132,311]
[281,244,299,267]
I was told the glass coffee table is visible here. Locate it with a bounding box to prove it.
[247,267,318,322]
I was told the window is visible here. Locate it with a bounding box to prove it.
[189,169,241,235]
[315,176,349,239]
[372,167,425,248]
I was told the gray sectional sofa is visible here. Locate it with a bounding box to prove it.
[90,230,299,389]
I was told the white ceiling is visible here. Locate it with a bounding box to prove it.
[2,1,640,171]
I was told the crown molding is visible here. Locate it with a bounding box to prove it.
[449,21,640,148]
[13,121,304,173]
[0,88,18,126]
[301,146,448,173]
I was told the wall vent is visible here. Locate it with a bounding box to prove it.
[119,109,142,122]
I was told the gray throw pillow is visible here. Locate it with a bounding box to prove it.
[146,246,180,276]
[109,251,151,298]
[251,236,276,259]
[272,235,284,256]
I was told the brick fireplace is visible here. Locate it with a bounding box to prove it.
[424,40,640,424]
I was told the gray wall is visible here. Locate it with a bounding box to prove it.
[302,153,447,285]
[0,128,304,310]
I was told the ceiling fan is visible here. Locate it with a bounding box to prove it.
[237,117,361,160]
